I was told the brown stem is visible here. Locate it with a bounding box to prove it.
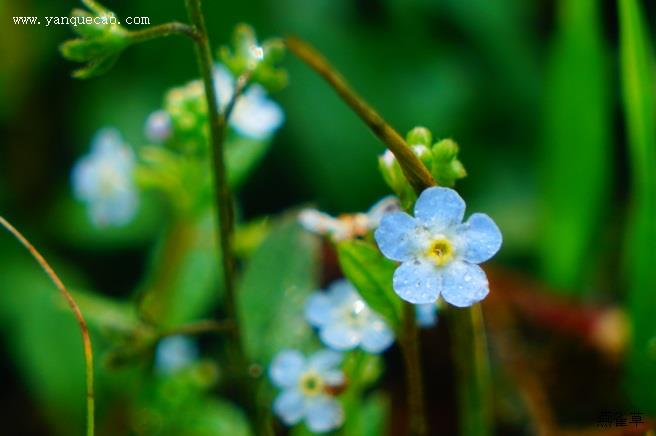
[285,36,435,193]
[0,216,94,436]
[400,303,427,436]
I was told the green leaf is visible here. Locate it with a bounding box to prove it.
[238,219,319,364]
[619,0,656,414]
[539,0,611,293]
[138,213,220,327]
[336,240,402,332]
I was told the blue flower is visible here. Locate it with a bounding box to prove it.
[305,280,394,354]
[71,128,138,227]
[269,349,345,433]
[145,110,172,143]
[154,335,198,375]
[415,303,438,328]
[213,65,284,139]
[374,187,502,307]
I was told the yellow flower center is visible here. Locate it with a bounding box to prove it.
[299,371,324,397]
[426,237,454,266]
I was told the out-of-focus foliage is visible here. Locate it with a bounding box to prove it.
[619,0,656,415]
[538,0,611,294]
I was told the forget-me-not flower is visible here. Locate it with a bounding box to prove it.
[375,187,502,307]
[145,110,172,143]
[71,128,138,227]
[270,349,345,433]
[298,196,400,242]
[213,65,284,139]
[305,280,394,354]
[154,335,198,375]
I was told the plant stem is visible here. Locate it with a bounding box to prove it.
[129,22,200,43]
[400,303,427,436]
[183,1,269,434]
[285,36,435,193]
[448,305,492,436]
[0,216,95,436]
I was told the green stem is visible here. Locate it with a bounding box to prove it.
[183,1,269,434]
[448,305,492,436]
[400,303,427,436]
[129,22,200,43]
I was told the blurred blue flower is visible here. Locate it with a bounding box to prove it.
[145,110,172,143]
[213,64,284,139]
[71,128,138,227]
[305,280,394,353]
[415,303,438,328]
[375,187,502,307]
[270,349,345,433]
[154,335,198,375]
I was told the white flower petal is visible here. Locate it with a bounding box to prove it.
[273,389,305,425]
[213,64,234,108]
[441,261,489,308]
[269,349,305,388]
[457,213,502,264]
[392,260,441,304]
[145,110,172,142]
[374,212,418,262]
[319,323,360,351]
[360,320,394,353]
[231,85,284,139]
[305,292,333,327]
[308,349,343,372]
[305,396,344,433]
[414,187,465,231]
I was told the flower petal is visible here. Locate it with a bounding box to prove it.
[414,187,465,230]
[305,396,344,433]
[374,212,418,262]
[308,349,343,372]
[231,85,284,139]
[360,319,394,353]
[273,389,305,425]
[392,260,441,304]
[319,323,360,351]
[305,292,333,327]
[457,213,502,264]
[441,261,489,307]
[269,349,305,388]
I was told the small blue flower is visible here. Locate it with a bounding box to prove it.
[415,303,438,328]
[71,128,138,227]
[305,280,394,354]
[154,335,198,375]
[270,349,345,433]
[145,110,172,143]
[213,65,284,139]
[375,187,502,307]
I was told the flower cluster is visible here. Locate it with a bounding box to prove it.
[270,349,345,433]
[375,186,502,307]
[71,128,138,227]
[305,279,394,354]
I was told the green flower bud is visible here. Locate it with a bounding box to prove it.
[219,23,288,92]
[59,3,130,79]
[406,126,432,147]
[431,138,467,187]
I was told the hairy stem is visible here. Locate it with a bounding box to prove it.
[0,216,94,436]
[183,1,268,434]
[129,22,200,43]
[285,36,435,192]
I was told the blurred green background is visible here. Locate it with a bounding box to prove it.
[1,0,656,434]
